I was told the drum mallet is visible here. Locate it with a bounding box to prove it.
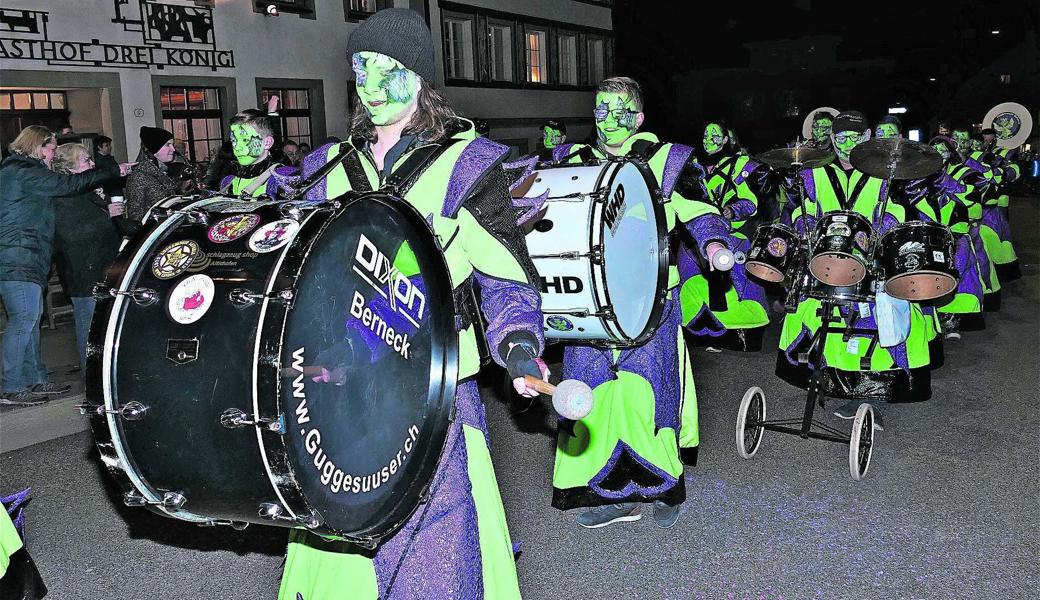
[523,376,595,420]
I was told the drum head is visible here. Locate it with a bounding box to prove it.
[601,160,667,341]
[280,193,457,540]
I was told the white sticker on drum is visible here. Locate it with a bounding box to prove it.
[933,251,945,262]
[858,302,871,318]
[166,274,215,325]
[832,215,848,222]
[846,338,860,354]
[248,219,299,253]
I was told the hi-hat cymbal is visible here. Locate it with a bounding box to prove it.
[850,138,942,180]
[756,147,835,170]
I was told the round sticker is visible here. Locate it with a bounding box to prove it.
[166,274,215,324]
[546,315,574,332]
[208,214,260,243]
[993,112,1021,139]
[826,223,851,238]
[766,237,788,258]
[249,219,299,253]
[151,240,200,280]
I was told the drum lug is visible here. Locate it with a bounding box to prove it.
[93,284,158,306]
[123,490,186,510]
[230,288,294,308]
[279,204,304,221]
[78,400,149,421]
[198,519,250,530]
[220,408,285,433]
[258,502,322,528]
[590,245,603,264]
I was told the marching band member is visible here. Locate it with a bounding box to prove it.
[777,111,937,420]
[678,120,771,352]
[951,124,1003,309]
[533,119,567,162]
[874,115,903,140]
[220,99,297,197]
[278,9,547,599]
[549,77,731,529]
[978,128,1022,282]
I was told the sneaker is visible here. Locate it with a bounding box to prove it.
[0,391,49,406]
[704,346,722,353]
[29,382,72,395]
[833,399,860,420]
[575,502,641,529]
[652,501,681,529]
[944,330,961,341]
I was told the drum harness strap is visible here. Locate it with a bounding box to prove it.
[822,165,871,216]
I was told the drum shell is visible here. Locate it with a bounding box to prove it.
[877,221,957,301]
[746,223,800,283]
[809,211,874,287]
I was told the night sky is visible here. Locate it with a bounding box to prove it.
[612,0,1037,150]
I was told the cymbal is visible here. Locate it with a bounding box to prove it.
[850,138,942,180]
[756,147,835,170]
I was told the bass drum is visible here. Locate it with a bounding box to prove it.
[522,158,668,347]
[84,193,457,547]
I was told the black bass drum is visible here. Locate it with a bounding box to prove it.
[84,192,457,547]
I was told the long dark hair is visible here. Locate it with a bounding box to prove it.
[350,78,458,144]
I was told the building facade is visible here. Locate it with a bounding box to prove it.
[0,0,613,163]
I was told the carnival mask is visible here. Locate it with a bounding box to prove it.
[875,123,900,139]
[811,118,833,142]
[352,51,420,126]
[702,123,727,155]
[594,92,640,148]
[230,123,267,166]
[542,126,564,148]
[832,130,867,162]
[952,130,971,155]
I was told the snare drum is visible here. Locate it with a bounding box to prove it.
[522,159,668,346]
[877,221,957,301]
[809,211,874,287]
[85,193,457,545]
[746,222,801,283]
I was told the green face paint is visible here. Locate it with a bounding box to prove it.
[542,127,564,148]
[832,131,865,162]
[702,123,727,154]
[230,123,265,166]
[952,130,971,155]
[811,118,833,142]
[971,137,983,151]
[352,51,420,126]
[875,123,900,139]
[594,92,639,148]
[933,142,953,162]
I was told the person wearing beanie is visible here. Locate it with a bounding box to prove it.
[544,76,732,530]
[875,115,903,139]
[778,110,939,424]
[218,98,298,198]
[677,119,772,354]
[279,8,546,599]
[123,125,180,229]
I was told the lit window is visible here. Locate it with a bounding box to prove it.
[262,87,314,147]
[488,23,513,82]
[526,29,547,84]
[160,86,223,165]
[586,36,605,84]
[558,33,578,86]
[444,16,475,80]
[1000,73,1011,84]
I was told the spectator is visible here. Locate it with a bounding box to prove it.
[298,142,312,157]
[50,143,123,374]
[93,135,124,195]
[281,140,302,166]
[56,124,74,137]
[0,125,130,406]
[124,126,179,230]
[203,140,235,191]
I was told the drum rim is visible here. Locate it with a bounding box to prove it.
[263,191,458,544]
[879,219,954,242]
[595,157,670,347]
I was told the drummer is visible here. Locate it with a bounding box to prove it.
[549,77,732,529]
[952,123,1004,308]
[279,9,548,598]
[874,115,902,140]
[777,110,938,419]
[678,120,771,352]
[220,104,298,197]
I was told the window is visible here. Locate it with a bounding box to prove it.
[558,33,578,86]
[1000,73,1011,84]
[444,16,475,80]
[586,36,606,85]
[160,86,223,166]
[345,0,390,21]
[488,22,514,82]
[261,88,313,147]
[525,28,547,84]
[0,91,67,111]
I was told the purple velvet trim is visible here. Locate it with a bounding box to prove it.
[561,298,683,430]
[661,143,696,199]
[268,165,300,197]
[219,173,233,190]
[501,155,538,191]
[2,487,31,539]
[686,213,731,254]
[472,271,544,366]
[442,137,509,218]
[301,142,338,202]
[373,380,487,598]
[733,159,758,186]
[952,234,985,301]
[726,198,757,221]
[588,441,680,500]
[552,143,578,163]
[513,189,550,225]
[969,227,996,289]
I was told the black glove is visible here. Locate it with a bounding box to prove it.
[499,333,542,381]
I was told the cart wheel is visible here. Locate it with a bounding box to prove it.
[736,386,766,459]
[849,403,875,481]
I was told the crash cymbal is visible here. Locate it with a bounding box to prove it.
[756,147,835,170]
[850,138,942,180]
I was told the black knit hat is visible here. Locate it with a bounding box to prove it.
[877,115,903,131]
[833,111,869,134]
[345,8,435,82]
[140,126,173,154]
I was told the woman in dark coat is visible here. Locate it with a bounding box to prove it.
[51,143,123,372]
[0,126,130,406]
